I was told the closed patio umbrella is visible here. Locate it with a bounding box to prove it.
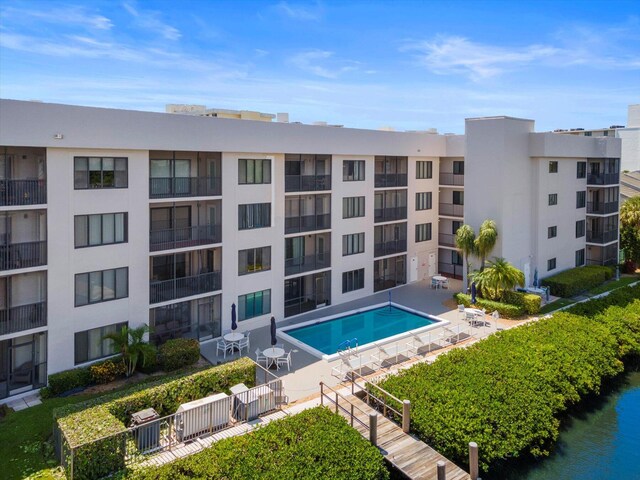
[471,282,477,305]
[270,316,277,346]
[231,303,237,331]
[533,269,539,288]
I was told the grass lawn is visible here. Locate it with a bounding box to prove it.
[540,298,576,314]
[587,276,639,295]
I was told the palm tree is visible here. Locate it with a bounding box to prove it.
[455,224,476,290]
[474,219,498,271]
[471,257,524,301]
[104,325,155,377]
[620,197,640,269]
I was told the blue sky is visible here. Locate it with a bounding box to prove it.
[1,0,639,133]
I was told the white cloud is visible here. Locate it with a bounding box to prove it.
[122,1,181,41]
[274,2,323,21]
[289,50,359,79]
[0,5,113,30]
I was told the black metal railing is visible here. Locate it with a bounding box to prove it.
[150,225,221,252]
[150,271,221,304]
[374,239,407,258]
[374,207,407,223]
[0,180,47,206]
[587,172,619,186]
[587,201,619,215]
[586,257,618,266]
[284,175,331,192]
[285,214,331,234]
[0,302,47,336]
[438,262,463,279]
[586,230,618,244]
[149,177,222,198]
[0,241,47,271]
[439,203,464,217]
[285,252,331,276]
[373,274,406,292]
[439,173,464,186]
[438,233,457,247]
[284,294,331,318]
[374,173,408,188]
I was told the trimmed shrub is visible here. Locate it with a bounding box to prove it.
[137,346,159,374]
[502,290,541,315]
[47,367,92,396]
[126,407,389,480]
[566,284,640,317]
[541,265,612,297]
[454,293,523,318]
[158,338,200,371]
[90,360,127,385]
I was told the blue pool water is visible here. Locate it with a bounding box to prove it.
[285,305,437,355]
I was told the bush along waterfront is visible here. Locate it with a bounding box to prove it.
[377,299,640,473]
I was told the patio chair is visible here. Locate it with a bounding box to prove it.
[217,339,231,359]
[372,343,402,368]
[457,304,465,320]
[406,332,430,356]
[276,351,292,371]
[255,348,266,365]
[237,336,250,354]
[442,278,449,289]
[431,278,438,289]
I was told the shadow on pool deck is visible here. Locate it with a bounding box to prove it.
[201,279,463,401]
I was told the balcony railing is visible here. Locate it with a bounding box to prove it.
[373,273,406,292]
[439,173,464,186]
[285,175,331,192]
[0,241,47,271]
[0,302,47,336]
[374,173,408,188]
[587,201,619,215]
[285,214,331,234]
[438,233,457,247]
[587,172,619,186]
[150,271,221,304]
[374,239,407,258]
[285,252,331,276]
[150,225,222,252]
[284,293,331,318]
[438,262,463,279]
[586,257,618,266]
[439,203,464,217]
[586,230,618,244]
[149,177,222,199]
[0,180,47,206]
[374,206,407,223]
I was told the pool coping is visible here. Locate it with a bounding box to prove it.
[278,301,449,362]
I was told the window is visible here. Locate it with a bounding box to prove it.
[577,161,586,179]
[238,203,271,230]
[415,223,432,242]
[74,157,127,189]
[416,161,433,179]
[238,289,271,320]
[75,267,128,306]
[548,226,557,239]
[74,322,127,364]
[238,159,271,184]
[343,233,365,256]
[576,191,586,208]
[453,191,464,205]
[343,196,365,218]
[416,192,432,210]
[452,250,463,265]
[548,194,558,206]
[342,268,365,293]
[576,220,586,238]
[549,161,558,173]
[575,249,585,267]
[584,131,592,137]
[453,161,465,175]
[452,220,463,234]
[547,258,556,271]
[74,213,127,247]
[343,160,365,181]
[603,131,609,137]
[238,246,271,275]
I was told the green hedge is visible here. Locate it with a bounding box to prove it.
[46,367,93,397]
[158,338,200,371]
[378,302,640,472]
[124,407,389,480]
[541,265,612,297]
[454,293,523,318]
[502,290,541,314]
[56,358,256,480]
[566,284,640,317]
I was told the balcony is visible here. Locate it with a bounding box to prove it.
[0,180,47,207]
[150,271,221,304]
[285,252,330,276]
[374,206,407,223]
[374,239,407,258]
[587,172,619,186]
[438,263,463,279]
[0,241,47,271]
[149,177,221,199]
[150,225,221,252]
[285,175,331,192]
[438,233,457,247]
[439,203,464,217]
[0,302,46,336]
[587,201,619,215]
[374,173,407,188]
[284,271,331,318]
[439,173,464,186]
[586,230,618,244]
[285,214,331,234]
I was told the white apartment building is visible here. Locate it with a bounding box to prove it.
[0,99,620,401]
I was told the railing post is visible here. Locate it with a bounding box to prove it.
[469,442,479,480]
[350,404,354,427]
[402,400,411,433]
[437,460,446,480]
[70,446,74,480]
[335,392,339,414]
[320,382,324,406]
[369,413,377,446]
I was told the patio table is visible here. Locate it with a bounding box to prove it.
[224,332,244,352]
[262,347,285,369]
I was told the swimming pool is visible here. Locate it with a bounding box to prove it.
[281,303,441,358]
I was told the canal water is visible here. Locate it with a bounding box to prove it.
[490,371,640,479]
